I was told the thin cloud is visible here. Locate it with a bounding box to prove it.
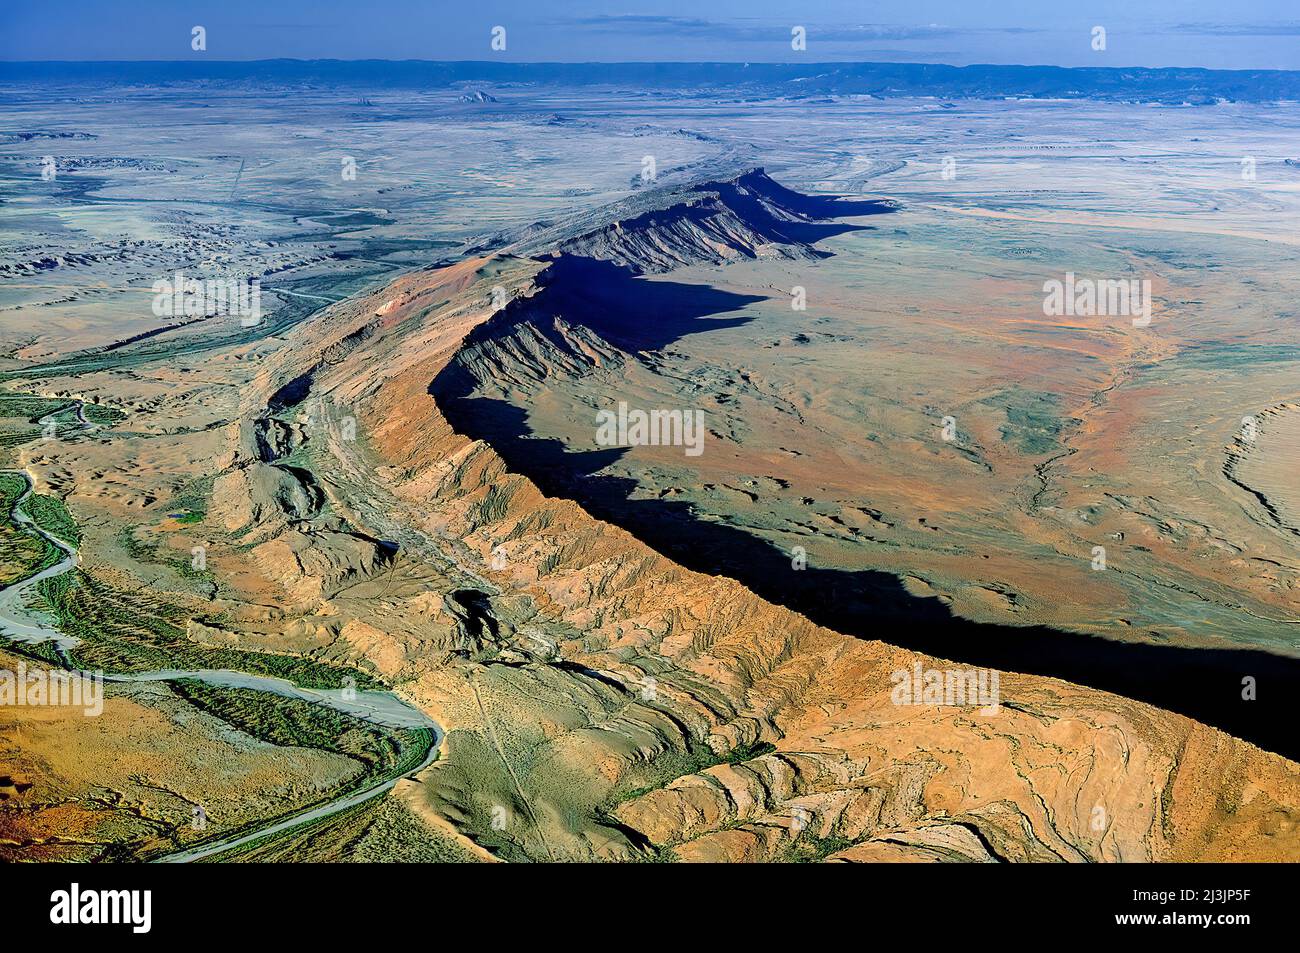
[561,17,1040,43]
[1173,22,1300,37]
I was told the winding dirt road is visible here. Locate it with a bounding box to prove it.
[0,457,443,864]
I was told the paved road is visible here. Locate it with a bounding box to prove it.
[154,723,442,863]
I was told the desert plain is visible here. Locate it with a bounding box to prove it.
[1,64,1298,862]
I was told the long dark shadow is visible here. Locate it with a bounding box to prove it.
[431,257,1300,763]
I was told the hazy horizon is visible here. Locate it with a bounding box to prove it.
[6,57,1300,72]
[3,1,1300,70]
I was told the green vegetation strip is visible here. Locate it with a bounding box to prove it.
[170,680,422,775]
[0,395,71,419]
[0,396,79,449]
[604,740,776,808]
[82,403,126,426]
[35,570,381,691]
[19,493,80,547]
[0,473,63,584]
[153,680,434,862]
[777,833,857,863]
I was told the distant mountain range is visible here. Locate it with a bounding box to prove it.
[4,60,1300,104]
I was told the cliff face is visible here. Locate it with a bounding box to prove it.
[208,173,1300,862]
[544,169,892,273]
[491,167,896,271]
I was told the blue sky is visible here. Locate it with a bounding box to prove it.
[3,1,1299,69]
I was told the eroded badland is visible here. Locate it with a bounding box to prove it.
[2,71,1298,862]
